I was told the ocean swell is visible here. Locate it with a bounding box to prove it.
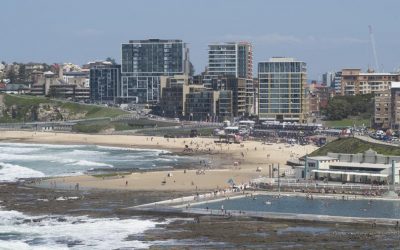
[0,163,45,182]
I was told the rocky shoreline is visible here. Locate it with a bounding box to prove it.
[1,182,400,249]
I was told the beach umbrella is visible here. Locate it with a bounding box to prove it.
[227,178,235,186]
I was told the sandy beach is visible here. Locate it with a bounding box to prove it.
[0,131,317,191]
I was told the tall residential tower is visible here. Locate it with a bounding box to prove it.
[121,39,190,103]
[258,57,308,123]
[205,41,254,115]
[207,42,253,79]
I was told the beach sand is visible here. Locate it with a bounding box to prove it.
[0,131,317,191]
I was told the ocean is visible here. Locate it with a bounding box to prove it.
[0,142,196,249]
[0,142,195,182]
[0,208,163,249]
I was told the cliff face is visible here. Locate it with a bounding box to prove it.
[0,94,127,123]
[1,103,87,122]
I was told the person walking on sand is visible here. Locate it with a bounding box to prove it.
[125,180,128,186]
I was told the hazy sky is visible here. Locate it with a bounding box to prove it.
[1,0,399,79]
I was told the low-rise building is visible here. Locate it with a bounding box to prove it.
[211,77,247,117]
[341,69,400,96]
[294,149,400,184]
[374,82,400,129]
[185,88,220,121]
[159,75,192,118]
[63,71,89,88]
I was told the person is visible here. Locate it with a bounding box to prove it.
[125,180,128,186]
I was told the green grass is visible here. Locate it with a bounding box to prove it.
[91,172,131,178]
[324,118,371,128]
[72,123,111,133]
[59,102,127,118]
[309,137,400,156]
[1,94,128,122]
[4,94,53,106]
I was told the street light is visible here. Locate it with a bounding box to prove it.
[273,163,281,193]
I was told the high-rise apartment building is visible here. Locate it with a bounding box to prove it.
[333,71,342,94]
[89,62,121,103]
[205,42,254,115]
[121,39,190,103]
[207,42,253,79]
[322,72,335,88]
[341,69,400,96]
[258,57,308,123]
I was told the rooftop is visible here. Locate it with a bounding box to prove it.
[308,156,338,161]
[329,162,392,170]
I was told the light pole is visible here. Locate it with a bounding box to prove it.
[278,163,281,194]
[273,164,281,194]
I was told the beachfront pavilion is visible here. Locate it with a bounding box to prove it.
[291,150,400,184]
[311,162,393,184]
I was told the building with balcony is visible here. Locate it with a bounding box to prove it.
[207,42,253,79]
[89,63,120,103]
[341,69,400,96]
[120,39,190,103]
[258,57,308,123]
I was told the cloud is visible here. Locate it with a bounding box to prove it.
[219,34,368,45]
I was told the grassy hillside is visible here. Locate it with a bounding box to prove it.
[323,118,371,128]
[0,94,128,122]
[309,137,400,156]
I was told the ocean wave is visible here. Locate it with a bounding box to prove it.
[0,153,63,162]
[67,160,114,168]
[0,142,86,149]
[0,162,45,182]
[0,209,159,249]
[0,146,40,154]
[96,145,169,154]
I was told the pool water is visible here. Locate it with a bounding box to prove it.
[194,195,400,219]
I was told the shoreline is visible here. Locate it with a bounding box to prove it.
[0,130,317,193]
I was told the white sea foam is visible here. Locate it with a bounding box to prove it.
[68,160,114,168]
[96,145,168,154]
[0,142,188,182]
[0,162,45,182]
[0,142,86,149]
[0,146,40,154]
[0,209,160,249]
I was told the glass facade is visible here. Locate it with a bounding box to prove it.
[258,58,307,122]
[89,64,120,102]
[121,39,189,103]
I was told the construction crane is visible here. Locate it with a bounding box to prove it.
[369,25,379,72]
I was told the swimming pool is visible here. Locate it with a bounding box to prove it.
[193,194,400,219]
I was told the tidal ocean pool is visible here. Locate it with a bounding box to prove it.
[194,194,400,219]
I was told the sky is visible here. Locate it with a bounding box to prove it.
[1,0,400,80]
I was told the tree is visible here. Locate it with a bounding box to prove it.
[105,57,117,65]
[324,94,374,121]
[18,64,27,83]
[6,69,17,84]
